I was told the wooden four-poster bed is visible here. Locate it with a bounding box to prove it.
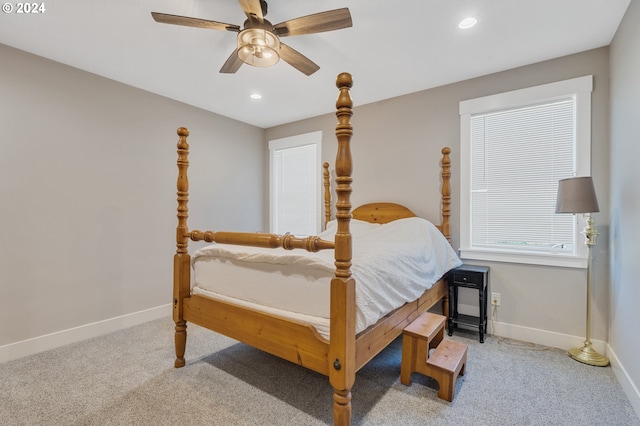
[172,72,460,426]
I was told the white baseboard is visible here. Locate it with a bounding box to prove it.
[488,319,608,353]
[0,304,172,363]
[608,345,640,420]
[455,301,605,352]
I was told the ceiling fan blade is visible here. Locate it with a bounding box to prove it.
[279,43,320,76]
[238,0,264,23]
[151,12,240,32]
[273,8,352,37]
[220,49,244,74]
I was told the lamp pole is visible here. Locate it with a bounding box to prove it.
[567,215,609,366]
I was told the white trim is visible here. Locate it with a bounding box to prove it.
[0,304,171,363]
[488,318,607,354]
[609,345,640,420]
[460,249,588,269]
[459,75,594,267]
[459,75,593,114]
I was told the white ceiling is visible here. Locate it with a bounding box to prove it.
[0,0,630,128]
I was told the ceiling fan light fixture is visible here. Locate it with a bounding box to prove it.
[237,28,280,67]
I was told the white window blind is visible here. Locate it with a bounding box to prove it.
[459,75,593,268]
[470,99,576,253]
[269,132,322,236]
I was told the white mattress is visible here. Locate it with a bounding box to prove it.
[192,218,462,339]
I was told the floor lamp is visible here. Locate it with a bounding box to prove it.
[555,176,609,366]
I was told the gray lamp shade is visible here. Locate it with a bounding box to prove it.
[555,176,600,214]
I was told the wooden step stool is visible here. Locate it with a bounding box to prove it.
[400,312,446,386]
[400,312,468,402]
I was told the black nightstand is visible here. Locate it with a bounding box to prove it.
[448,265,489,343]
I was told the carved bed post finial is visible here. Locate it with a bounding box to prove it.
[323,162,331,228]
[440,147,452,243]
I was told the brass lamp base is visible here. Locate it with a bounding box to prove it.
[568,343,609,367]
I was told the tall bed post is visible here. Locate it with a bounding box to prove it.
[323,162,331,228]
[329,72,356,426]
[174,127,191,368]
[439,147,452,317]
[440,147,452,243]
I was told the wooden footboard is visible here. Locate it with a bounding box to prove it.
[184,294,331,375]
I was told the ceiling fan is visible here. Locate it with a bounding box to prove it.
[151,0,352,76]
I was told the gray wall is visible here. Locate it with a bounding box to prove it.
[610,0,640,415]
[0,44,264,347]
[266,47,612,351]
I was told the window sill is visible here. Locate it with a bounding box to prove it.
[459,248,587,269]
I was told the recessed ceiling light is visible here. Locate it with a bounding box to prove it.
[458,17,478,29]
[250,93,262,100]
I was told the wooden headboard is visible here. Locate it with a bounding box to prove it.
[352,202,416,224]
[322,147,452,242]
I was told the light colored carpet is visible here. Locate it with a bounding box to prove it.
[1,316,638,425]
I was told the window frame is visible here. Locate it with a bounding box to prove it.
[268,131,322,236]
[459,75,593,268]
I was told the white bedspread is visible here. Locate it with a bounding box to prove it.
[192,217,462,336]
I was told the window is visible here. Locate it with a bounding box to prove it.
[459,76,593,268]
[269,131,322,236]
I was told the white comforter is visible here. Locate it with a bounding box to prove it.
[192,217,462,335]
